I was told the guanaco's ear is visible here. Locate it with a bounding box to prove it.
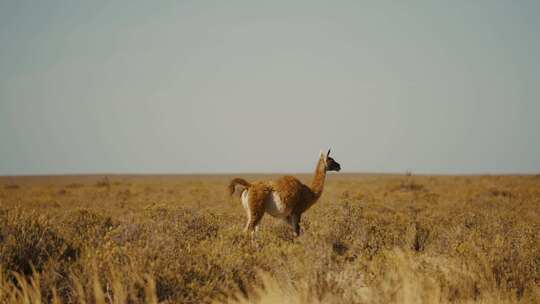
[327,149,331,157]
[319,150,327,164]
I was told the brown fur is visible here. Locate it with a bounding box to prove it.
[244,182,272,233]
[229,151,340,237]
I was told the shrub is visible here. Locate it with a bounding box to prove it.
[0,209,78,276]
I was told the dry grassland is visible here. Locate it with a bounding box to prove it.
[0,174,539,303]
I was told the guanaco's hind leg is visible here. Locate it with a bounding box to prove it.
[244,211,264,236]
[243,189,265,237]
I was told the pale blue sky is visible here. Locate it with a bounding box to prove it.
[1,1,539,175]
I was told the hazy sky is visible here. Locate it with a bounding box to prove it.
[1,1,539,175]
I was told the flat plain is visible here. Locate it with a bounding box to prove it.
[0,173,539,303]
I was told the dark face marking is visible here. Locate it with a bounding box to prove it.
[326,156,341,172]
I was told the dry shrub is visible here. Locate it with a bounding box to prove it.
[66,183,83,189]
[95,177,111,189]
[489,188,513,198]
[0,209,78,276]
[398,179,425,192]
[61,209,117,247]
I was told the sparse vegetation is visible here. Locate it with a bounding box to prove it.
[0,174,539,303]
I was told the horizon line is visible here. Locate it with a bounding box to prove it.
[1,171,539,178]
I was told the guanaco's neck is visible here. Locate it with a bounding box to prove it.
[310,155,327,199]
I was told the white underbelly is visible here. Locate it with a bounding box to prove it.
[264,191,290,218]
[241,190,291,218]
[241,190,249,210]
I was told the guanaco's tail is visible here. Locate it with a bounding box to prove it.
[228,178,251,196]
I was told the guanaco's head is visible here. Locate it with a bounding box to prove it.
[323,149,341,172]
